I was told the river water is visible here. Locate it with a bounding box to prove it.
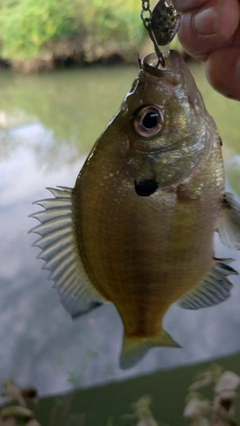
[0,63,240,396]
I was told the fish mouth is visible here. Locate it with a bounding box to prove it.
[134,179,159,196]
[141,51,181,85]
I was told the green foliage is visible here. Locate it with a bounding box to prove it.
[0,0,77,59]
[77,0,144,45]
[0,0,144,62]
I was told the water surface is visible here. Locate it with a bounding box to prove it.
[0,64,240,396]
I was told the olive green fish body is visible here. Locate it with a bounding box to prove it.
[72,114,223,338]
[31,51,240,369]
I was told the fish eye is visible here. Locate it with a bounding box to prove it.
[133,105,163,137]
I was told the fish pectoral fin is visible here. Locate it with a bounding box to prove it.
[29,186,105,319]
[177,259,237,310]
[120,330,180,370]
[217,192,240,249]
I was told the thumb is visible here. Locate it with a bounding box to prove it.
[177,0,239,61]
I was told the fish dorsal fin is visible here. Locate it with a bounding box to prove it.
[217,192,240,249]
[120,330,180,370]
[177,259,237,310]
[30,187,104,318]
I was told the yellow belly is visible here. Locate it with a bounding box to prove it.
[73,170,221,338]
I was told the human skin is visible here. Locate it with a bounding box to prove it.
[175,0,240,100]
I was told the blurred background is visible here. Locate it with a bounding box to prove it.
[0,1,240,425]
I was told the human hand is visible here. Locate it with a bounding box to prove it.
[175,0,240,100]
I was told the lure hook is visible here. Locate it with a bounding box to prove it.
[148,25,165,68]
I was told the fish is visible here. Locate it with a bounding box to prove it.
[30,50,240,369]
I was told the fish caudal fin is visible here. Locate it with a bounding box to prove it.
[217,192,240,249]
[177,259,237,310]
[29,187,105,318]
[120,330,180,370]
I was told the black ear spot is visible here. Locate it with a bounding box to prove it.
[134,179,158,196]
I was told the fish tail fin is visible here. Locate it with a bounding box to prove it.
[120,329,180,370]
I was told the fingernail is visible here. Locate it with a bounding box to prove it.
[194,7,218,35]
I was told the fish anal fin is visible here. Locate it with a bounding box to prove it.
[120,330,180,370]
[30,187,105,319]
[217,192,240,249]
[177,258,237,310]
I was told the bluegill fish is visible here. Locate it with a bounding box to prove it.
[31,51,240,369]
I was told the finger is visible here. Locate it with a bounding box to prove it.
[206,47,240,100]
[177,0,240,60]
[175,0,209,13]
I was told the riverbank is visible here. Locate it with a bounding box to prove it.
[0,0,148,73]
[0,33,143,73]
[0,0,187,74]
[0,35,185,73]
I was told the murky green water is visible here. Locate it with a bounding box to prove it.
[0,63,240,403]
[1,63,240,182]
[0,66,138,160]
